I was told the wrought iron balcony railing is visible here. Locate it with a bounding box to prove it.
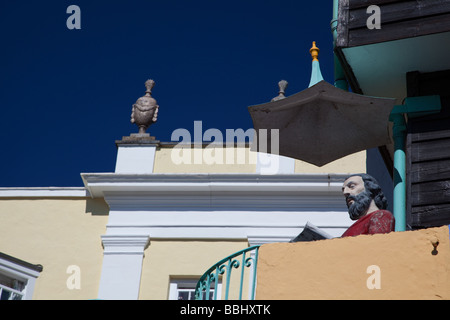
[195,245,260,300]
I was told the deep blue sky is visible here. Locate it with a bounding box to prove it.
[0,0,336,187]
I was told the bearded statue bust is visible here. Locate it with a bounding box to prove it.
[131,79,159,135]
[341,173,395,237]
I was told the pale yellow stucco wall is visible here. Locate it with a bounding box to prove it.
[0,198,251,300]
[295,151,366,174]
[153,145,366,175]
[139,240,250,300]
[256,226,450,300]
[153,146,257,173]
[0,198,108,300]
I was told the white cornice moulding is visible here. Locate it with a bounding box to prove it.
[101,235,150,254]
[247,235,293,246]
[81,173,349,199]
[83,173,353,240]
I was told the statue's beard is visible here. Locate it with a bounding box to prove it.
[346,190,373,221]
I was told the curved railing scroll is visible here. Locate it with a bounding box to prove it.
[194,245,260,300]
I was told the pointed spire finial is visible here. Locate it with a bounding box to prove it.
[308,41,324,87]
[310,41,320,62]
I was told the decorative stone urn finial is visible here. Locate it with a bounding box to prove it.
[131,79,159,135]
[145,79,155,95]
[271,80,288,102]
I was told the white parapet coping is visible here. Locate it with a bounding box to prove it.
[0,187,88,198]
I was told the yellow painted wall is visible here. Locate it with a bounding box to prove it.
[153,145,366,175]
[139,240,250,300]
[153,146,257,173]
[295,151,366,174]
[256,226,450,299]
[0,198,108,300]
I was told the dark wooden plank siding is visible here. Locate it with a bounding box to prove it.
[337,0,450,48]
[349,1,450,29]
[411,181,450,207]
[411,204,450,226]
[410,136,450,162]
[349,0,400,9]
[406,70,450,229]
[348,13,450,46]
[409,158,450,183]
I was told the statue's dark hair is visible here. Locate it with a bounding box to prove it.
[345,173,388,210]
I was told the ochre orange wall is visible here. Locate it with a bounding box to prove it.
[256,226,450,299]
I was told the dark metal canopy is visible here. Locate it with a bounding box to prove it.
[248,80,395,167]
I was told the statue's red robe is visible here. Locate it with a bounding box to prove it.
[341,210,395,237]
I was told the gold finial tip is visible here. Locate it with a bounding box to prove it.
[310,41,320,61]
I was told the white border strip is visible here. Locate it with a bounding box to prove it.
[0,187,88,198]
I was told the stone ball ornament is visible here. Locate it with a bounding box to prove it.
[131,79,159,134]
